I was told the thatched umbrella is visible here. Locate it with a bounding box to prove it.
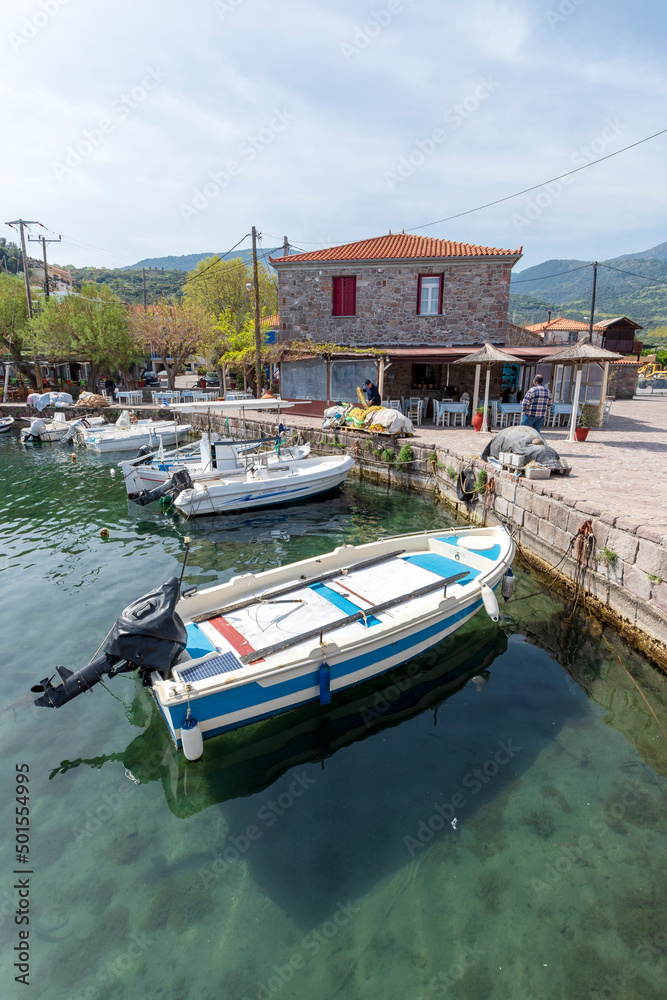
[453,342,525,432]
[537,337,623,442]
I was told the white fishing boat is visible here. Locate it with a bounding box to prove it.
[77,411,193,453]
[119,432,311,497]
[20,412,106,443]
[0,416,14,433]
[31,525,515,760]
[171,453,354,516]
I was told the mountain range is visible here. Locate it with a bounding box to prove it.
[509,241,667,333]
[127,248,282,271]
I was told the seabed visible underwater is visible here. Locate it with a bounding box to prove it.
[0,436,666,1000]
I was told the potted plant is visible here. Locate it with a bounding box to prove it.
[472,406,485,432]
[575,404,596,441]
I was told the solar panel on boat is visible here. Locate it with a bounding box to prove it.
[179,653,243,683]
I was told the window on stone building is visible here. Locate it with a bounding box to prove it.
[417,275,442,315]
[411,364,441,389]
[332,276,357,316]
[568,332,579,343]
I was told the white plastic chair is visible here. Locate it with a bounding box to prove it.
[603,398,613,424]
[389,399,402,413]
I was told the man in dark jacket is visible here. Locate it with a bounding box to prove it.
[363,379,381,406]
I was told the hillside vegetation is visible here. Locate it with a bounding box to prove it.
[510,242,667,333]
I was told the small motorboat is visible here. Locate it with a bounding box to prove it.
[30,525,515,758]
[170,453,355,516]
[76,411,193,453]
[0,416,14,433]
[119,432,311,497]
[20,412,106,443]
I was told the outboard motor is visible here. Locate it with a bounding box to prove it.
[129,468,194,507]
[32,577,187,708]
[22,417,47,442]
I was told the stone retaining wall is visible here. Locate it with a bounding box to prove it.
[187,411,667,669]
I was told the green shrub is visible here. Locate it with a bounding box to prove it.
[446,465,456,479]
[599,547,618,566]
[473,468,488,492]
[396,444,414,464]
[381,448,395,463]
[428,451,438,464]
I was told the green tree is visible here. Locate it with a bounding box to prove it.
[183,255,277,329]
[0,238,23,274]
[30,284,136,390]
[130,298,212,389]
[0,272,35,386]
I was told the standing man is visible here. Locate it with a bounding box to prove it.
[520,374,552,433]
[363,378,381,407]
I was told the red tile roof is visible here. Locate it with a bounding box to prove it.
[526,316,595,333]
[270,232,522,264]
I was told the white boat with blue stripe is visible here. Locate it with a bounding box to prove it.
[31,525,515,758]
[156,524,514,752]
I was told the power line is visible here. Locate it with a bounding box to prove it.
[598,261,667,287]
[512,264,592,284]
[267,126,667,248]
[181,234,251,286]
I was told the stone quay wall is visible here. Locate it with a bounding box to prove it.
[187,410,667,670]
[275,259,513,347]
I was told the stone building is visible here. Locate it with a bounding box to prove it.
[270,232,524,408]
[526,314,642,354]
[270,232,522,348]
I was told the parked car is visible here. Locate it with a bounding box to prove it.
[141,371,160,386]
[205,372,220,387]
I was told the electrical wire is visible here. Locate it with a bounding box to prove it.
[181,234,252,286]
[598,262,667,287]
[266,126,667,247]
[511,264,593,284]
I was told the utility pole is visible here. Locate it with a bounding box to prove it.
[251,226,262,397]
[142,268,147,310]
[28,231,61,299]
[283,235,289,259]
[588,262,598,340]
[5,219,39,318]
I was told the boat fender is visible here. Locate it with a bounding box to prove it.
[456,467,477,503]
[181,716,203,761]
[72,453,77,462]
[480,583,499,622]
[100,528,109,539]
[319,663,331,705]
[501,568,515,602]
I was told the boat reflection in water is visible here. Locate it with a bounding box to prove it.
[51,620,507,819]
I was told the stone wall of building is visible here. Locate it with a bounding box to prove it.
[275,260,514,346]
[610,362,639,399]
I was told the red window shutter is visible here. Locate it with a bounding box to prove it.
[332,277,343,316]
[333,277,356,315]
[438,275,444,315]
[416,275,423,315]
[345,277,356,316]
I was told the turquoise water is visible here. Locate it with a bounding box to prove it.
[1,434,666,1000]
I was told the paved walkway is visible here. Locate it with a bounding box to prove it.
[283,397,667,536]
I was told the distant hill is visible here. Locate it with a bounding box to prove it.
[509,242,667,332]
[127,247,282,271]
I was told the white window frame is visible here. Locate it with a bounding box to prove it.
[420,276,440,316]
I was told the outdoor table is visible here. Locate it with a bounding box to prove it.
[497,403,522,427]
[548,403,573,427]
[435,401,468,427]
[151,390,181,405]
[116,390,143,405]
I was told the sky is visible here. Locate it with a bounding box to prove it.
[2,0,666,272]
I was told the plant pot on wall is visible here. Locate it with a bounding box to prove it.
[574,427,590,441]
[472,410,484,432]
